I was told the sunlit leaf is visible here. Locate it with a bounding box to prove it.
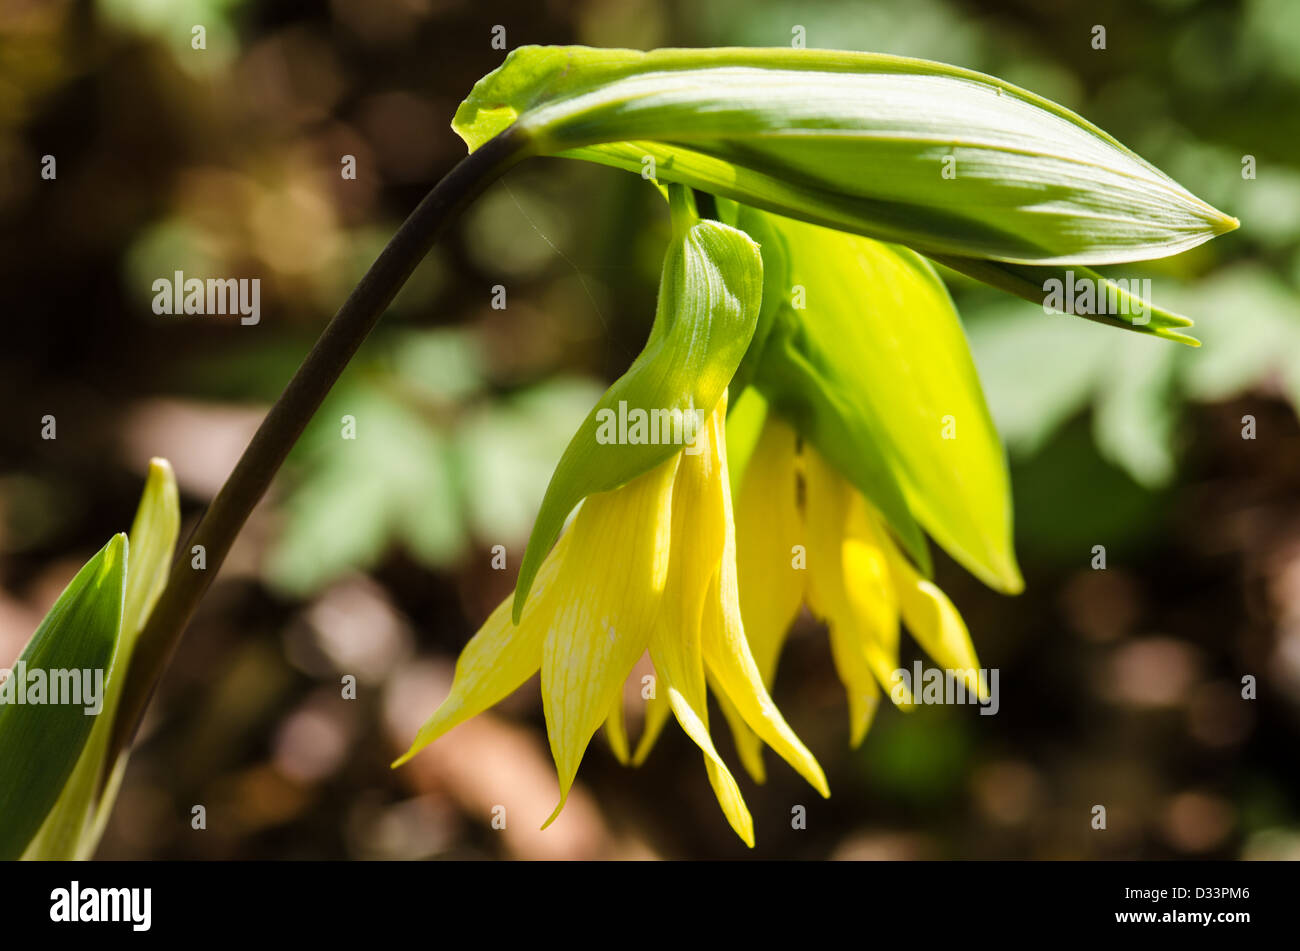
[455,46,1236,267]
[22,459,180,860]
[0,534,127,860]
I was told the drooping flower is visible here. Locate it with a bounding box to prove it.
[395,393,828,846]
[719,412,987,779]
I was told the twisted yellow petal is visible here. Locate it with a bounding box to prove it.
[644,398,754,844]
[804,445,909,744]
[541,454,679,828]
[734,416,805,684]
[884,538,989,702]
[703,408,828,797]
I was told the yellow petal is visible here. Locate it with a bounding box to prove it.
[802,446,912,743]
[541,454,680,828]
[709,675,765,782]
[841,494,909,695]
[734,416,805,685]
[651,622,754,846]
[392,532,571,767]
[703,407,828,796]
[631,672,673,766]
[604,692,630,766]
[649,400,754,846]
[827,622,883,747]
[884,535,989,702]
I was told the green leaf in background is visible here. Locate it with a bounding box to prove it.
[737,206,1020,592]
[0,534,126,860]
[455,45,1236,267]
[964,301,1117,459]
[969,302,1179,489]
[264,328,604,598]
[1176,264,1300,406]
[1092,338,1180,489]
[23,459,180,860]
[967,264,1300,489]
[513,185,763,620]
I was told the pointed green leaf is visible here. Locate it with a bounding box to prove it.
[933,255,1201,346]
[0,534,127,860]
[456,46,1236,267]
[513,187,763,620]
[740,207,1021,593]
[23,459,180,860]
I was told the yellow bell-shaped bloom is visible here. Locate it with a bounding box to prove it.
[723,414,988,781]
[395,393,828,846]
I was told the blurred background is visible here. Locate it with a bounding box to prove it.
[2,0,1299,859]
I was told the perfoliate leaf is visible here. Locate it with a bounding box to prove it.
[738,207,1021,593]
[513,186,763,620]
[0,534,127,860]
[23,459,180,860]
[455,45,1236,267]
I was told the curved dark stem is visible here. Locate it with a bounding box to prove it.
[106,127,530,774]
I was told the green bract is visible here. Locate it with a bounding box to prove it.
[513,186,763,620]
[454,46,1237,268]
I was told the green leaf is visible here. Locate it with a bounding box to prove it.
[513,186,763,620]
[0,533,127,860]
[739,207,1021,593]
[932,255,1202,345]
[456,45,1236,267]
[23,459,180,860]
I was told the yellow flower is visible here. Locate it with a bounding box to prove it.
[723,414,988,779]
[395,393,828,846]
